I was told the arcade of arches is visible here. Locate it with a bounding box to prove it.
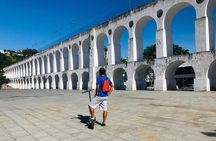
[4,0,216,91]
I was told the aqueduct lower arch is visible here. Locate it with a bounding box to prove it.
[208,59,216,91]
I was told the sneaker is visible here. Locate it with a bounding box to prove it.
[101,123,106,126]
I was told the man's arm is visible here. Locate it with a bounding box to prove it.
[95,84,100,97]
[109,84,114,94]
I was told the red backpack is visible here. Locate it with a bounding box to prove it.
[102,78,110,93]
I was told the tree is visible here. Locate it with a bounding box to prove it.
[121,58,128,64]
[143,44,156,59]
[0,69,10,89]
[173,44,190,55]
[143,44,190,60]
[22,49,38,58]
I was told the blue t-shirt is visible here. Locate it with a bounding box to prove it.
[96,75,112,97]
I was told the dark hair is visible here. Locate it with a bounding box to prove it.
[99,68,106,75]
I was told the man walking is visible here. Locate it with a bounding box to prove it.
[88,68,113,127]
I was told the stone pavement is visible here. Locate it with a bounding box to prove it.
[0,90,215,141]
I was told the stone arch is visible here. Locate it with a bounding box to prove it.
[35,59,39,75]
[48,76,52,89]
[30,78,32,88]
[113,68,127,90]
[135,16,157,61]
[26,63,29,76]
[62,73,68,89]
[42,76,46,89]
[63,47,69,71]
[82,39,90,68]
[135,65,155,90]
[23,79,25,89]
[23,64,26,77]
[29,61,33,76]
[208,59,216,91]
[18,66,21,77]
[71,73,78,89]
[20,65,23,77]
[18,79,21,89]
[55,75,60,89]
[82,71,89,90]
[23,64,25,76]
[33,78,37,89]
[56,50,61,72]
[49,53,54,73]
[113,26,129,64]
[26,78,29,89]
[164,2,196,56]
[20,79,23,89]
[165,61,195,90]
[43,55,47,74]
[207,0,216,51]
[97,33,108,66]
[25,63,27,76]
[16,79,19,88]
[72,44,79,70]
[38,57,43,75]
[30,61,33,76]
[38,77,41,89]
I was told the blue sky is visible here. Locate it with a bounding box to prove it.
[0,0,215,58]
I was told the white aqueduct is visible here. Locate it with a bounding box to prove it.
[3,0,216,91]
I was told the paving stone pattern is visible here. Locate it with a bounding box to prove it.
[0,90,215,141]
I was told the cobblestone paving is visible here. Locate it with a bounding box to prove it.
[0,90,215,141]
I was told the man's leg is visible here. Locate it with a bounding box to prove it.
[88,105,95,118]
[102,111,108,125]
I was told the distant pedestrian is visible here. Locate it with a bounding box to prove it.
[88,67,113,127]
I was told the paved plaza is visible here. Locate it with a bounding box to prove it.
[0,90,215,141]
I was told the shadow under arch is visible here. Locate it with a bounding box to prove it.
[33,78,36,89]
[42,76,46,89]
[55,74,60,89]
[38,77,41,89]
[71,73,78,90]
[62,73,68,89]
[135,65,155,90]
[47,76,52,89]
[82,72,89,90]
[165,61,195,91]
[208,59,216,91]
[113,68,127,90]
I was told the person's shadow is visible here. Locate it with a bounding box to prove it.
[76,115,90,127]
[76,114,102,127]
[201,130,216,137]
